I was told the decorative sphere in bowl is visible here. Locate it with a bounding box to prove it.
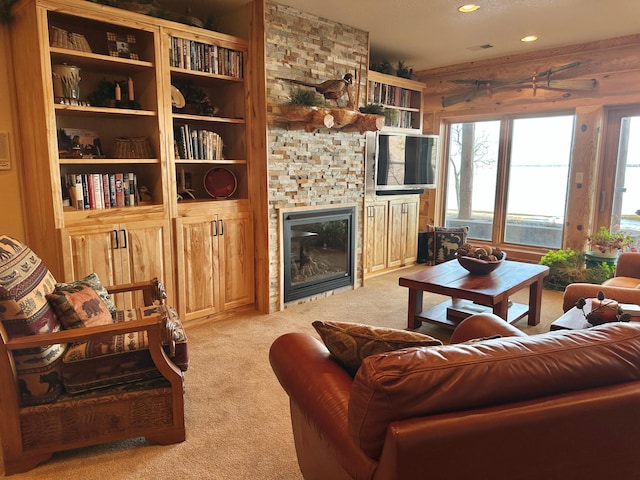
[456,246,506,275]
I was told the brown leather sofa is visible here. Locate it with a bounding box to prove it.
[562,252,640,311]
[270,314,640,480]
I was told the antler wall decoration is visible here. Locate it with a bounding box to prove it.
[441,60,598,108]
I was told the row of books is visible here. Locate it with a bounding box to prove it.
[387,110,418,129]
[369,82,416,109]
[169,36,244,78]
[64,172,138,210]
[174,125,224,160]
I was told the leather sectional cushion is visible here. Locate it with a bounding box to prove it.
[312,320,442,375]
[602,276,640,289]
[349,322,640,459]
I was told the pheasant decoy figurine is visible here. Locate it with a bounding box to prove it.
[285,73,354,101]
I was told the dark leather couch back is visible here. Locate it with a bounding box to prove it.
[349,322,640,459]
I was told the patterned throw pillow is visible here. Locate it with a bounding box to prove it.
[47,284,114,329]
[424,225,469,265]
[0,234,65,406]
[54,272,117,314]
[312,320,442,375]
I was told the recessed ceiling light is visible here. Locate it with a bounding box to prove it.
[521,35,538,43]
[458,4,480,13]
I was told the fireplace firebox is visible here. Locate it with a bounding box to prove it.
[283,207,355,302]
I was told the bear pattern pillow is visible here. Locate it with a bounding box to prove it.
[312,320,443,375]
[47,284,114,329]
[54,272,117,314]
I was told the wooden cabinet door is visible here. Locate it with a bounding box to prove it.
[174,216,220,322]
[387,198,419,268]
[61,220,173,309]
[364,202,388,275]
[119,219,174,308]
[387,199,405,268]
[61,224,122,285]
[217,210,255,311]
[402,199,419,265]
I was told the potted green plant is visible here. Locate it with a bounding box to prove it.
[587,226,633,258]
[539,248,615,290]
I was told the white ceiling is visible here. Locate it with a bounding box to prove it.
[167,0,640,70]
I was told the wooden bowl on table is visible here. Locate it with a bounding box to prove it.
[457,252,506,275]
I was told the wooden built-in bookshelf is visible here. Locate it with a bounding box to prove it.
[367,70,424,131]
[9,0,255,319]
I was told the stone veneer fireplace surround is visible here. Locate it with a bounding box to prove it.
[265,1,369,312]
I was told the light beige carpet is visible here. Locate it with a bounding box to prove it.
[5,266,565,479]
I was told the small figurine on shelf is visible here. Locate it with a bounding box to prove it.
[176,168,196,201]
[575,290,631,326]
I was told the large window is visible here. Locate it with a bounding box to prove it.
[598,106,640,250]
[444,113,575,249]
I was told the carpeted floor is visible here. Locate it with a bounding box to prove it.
[5,266,565,479]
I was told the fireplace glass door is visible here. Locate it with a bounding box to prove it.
[283,207,355,302]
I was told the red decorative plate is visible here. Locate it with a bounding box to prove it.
[203,167,237,198]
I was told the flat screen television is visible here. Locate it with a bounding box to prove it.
[372,132,438,194]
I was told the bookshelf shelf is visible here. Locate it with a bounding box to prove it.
[50,48,155,70]
[59,158,158,165]
[54,105,157,116]
[172,113,245,124]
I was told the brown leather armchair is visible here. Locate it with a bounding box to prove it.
[270,314,640,480]
[562,251,640,311]
[0,235,188,475]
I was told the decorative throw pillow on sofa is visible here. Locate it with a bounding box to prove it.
[312,320,442,375]
[47,284,114,329]
[54,272,117,314]
[424,225,469,265]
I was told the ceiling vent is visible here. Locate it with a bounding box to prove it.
[467,44,493,51]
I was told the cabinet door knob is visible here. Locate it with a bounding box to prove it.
[212,221,218,237]
[120,229,127,248]
[219,219,224,236]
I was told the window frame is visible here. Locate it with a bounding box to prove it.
[438,109,576,256]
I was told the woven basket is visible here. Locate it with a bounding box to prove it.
[113,137,154,159]
[49,26,92,53]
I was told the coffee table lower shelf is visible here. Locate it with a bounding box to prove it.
[416,299,530,330]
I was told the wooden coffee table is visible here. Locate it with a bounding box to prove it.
[399,260,549,330]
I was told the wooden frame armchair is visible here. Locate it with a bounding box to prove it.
[0,234,188,475]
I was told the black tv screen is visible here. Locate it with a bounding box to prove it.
[375,132,437,192]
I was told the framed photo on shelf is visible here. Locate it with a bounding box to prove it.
[107,32,139,60]
[57,128,103,159]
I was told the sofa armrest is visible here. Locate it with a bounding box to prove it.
[562,283,640,312]
[450,313,527,344]
[615,252,640,278]
[269,333,376,480]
